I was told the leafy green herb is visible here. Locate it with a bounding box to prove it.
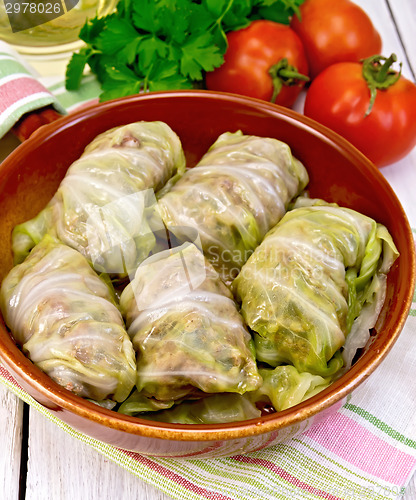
[65,0,305,101]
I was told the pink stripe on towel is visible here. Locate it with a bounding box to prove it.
[120,449,233,500]
[304,412,416,484]
[0,76,52,113]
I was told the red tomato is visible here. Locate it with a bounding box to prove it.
[291,0,382,78]
[303,55,416,167]
[205,20,309,108]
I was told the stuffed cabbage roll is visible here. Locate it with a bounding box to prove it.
[157,131,309,282]
[119,242,262,402]
[12,121,186,277]
[233,202,399,376]
[0,237,136,402]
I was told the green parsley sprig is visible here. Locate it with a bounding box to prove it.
[65,0,305,101]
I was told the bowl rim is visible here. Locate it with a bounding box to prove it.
[0,89,415,442]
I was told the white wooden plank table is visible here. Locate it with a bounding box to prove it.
[1,1,415,498]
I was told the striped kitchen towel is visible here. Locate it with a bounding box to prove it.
[0,41,66,139]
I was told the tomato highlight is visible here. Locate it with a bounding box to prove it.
[303,54,416,167]
[205,20,309,108]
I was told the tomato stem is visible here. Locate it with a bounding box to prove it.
[375,53,397,82]
[268,58,309,103]
[362,54,402,117]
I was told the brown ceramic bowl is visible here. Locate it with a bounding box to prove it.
[0,90,414,458]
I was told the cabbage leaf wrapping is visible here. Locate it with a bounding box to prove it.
[120,242,262,402]
[118,365,329,422]
[249,366,331,412]
[12,121,186,277]
[0,237,136,402]
[233,202,399,376]
[137,393,262,424]
[118,390,175,416]
[157,131,309,282]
